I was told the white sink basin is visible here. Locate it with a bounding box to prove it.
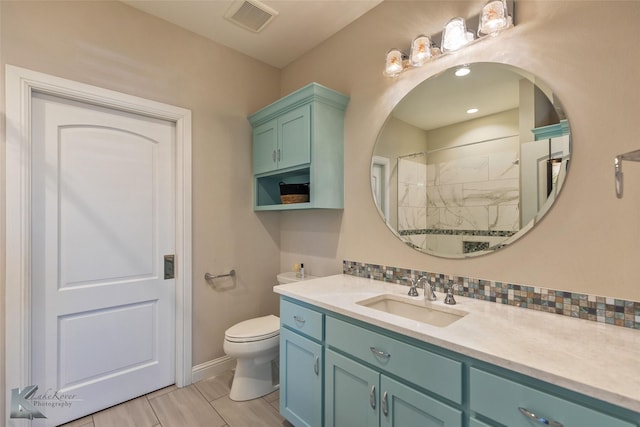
[357,294,468,327]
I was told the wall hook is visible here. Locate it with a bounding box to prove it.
[615,149,640,198]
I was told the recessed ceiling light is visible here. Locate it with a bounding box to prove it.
[455,66,471,77]
[466,108,479,114]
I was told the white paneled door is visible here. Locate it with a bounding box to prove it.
[30,92,175,426]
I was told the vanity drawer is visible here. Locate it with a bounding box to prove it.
[280,299,323,341]
[326,316,462,404]
[470,368,635,427]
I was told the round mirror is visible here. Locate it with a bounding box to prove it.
[371,62,570,258]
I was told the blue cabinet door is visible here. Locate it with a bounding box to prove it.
[381,376,462,427]
[253,120,278,175]
[253,105,310,176]
[278,104,311,170]
[325,349,379,427]
[280,328,323,427]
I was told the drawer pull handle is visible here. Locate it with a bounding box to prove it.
[293,315,306,324]
[381,391,388,416]
[313,355,319,376]
[370,347,391,360]
[518,407,563,427]
[369,385,376,410]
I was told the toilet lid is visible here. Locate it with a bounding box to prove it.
[225,315,280,343]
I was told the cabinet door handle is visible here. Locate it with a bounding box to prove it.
[313,355,319,376]
[370,347,391,360]
[518,407,563,427]
[381,391,388,416]
[369,385,376,410]
[293,315,306,324]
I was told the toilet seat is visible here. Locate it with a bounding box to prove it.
[225,315,280,343]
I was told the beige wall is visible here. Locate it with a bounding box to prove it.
[0,0,283,410]
[280,1,640,302]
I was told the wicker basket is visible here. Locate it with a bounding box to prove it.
[279,182,310,204]
[280,194,310,204]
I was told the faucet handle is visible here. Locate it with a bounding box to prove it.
[404,277,419,296]
[444,286,457,305]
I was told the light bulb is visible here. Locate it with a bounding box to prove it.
[479,0,512,36]
[442,18,474,52]
[410,35,432,67]
[455,66,471,77]
[384,49,404,77]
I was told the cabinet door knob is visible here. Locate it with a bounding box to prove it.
[313,355,319,376]
[369,385,376,410]
[381,391,388,416]
[518,407,563,427]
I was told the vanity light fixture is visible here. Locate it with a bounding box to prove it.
[442,17,475,53]
[382,0,514,78]
[478,0,513,36]
[410,35,433,67]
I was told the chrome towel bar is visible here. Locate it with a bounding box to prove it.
[615,149,640,198]
[204,269,236,281]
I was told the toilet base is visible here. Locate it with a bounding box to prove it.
[229,357,279,401]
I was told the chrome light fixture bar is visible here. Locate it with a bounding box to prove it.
[383,0,515,78]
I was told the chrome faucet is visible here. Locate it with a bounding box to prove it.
[407,276,436,300]
[417,276,437,301]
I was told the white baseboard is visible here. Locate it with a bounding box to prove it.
[191,355,236,383]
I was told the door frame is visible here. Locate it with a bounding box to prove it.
[5,65,193,422]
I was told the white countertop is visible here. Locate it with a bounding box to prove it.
[274,274,640,413]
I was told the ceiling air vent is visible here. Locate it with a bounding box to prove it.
[224,0,278,33]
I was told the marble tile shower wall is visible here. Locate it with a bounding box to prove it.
[397,156,427,247]
[398,147,520,255]
[343,260,640,330]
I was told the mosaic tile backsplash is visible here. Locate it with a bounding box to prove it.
[343,260,640,330]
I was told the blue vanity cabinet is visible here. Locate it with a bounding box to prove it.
[325,316,463,427]
[249,83,349,211]
[277,296,640,427]
[279,299,325,427]
[469,368,636,427]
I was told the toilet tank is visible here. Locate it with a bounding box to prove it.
[277,271,318,284]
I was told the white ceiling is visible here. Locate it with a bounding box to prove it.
[393,63,523,131]
[121,0,383,69]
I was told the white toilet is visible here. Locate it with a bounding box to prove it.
[224,271,317,401]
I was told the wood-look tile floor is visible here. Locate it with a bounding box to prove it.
[58,371,293,427]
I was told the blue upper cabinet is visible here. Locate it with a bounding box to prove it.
[248,83,349,211]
